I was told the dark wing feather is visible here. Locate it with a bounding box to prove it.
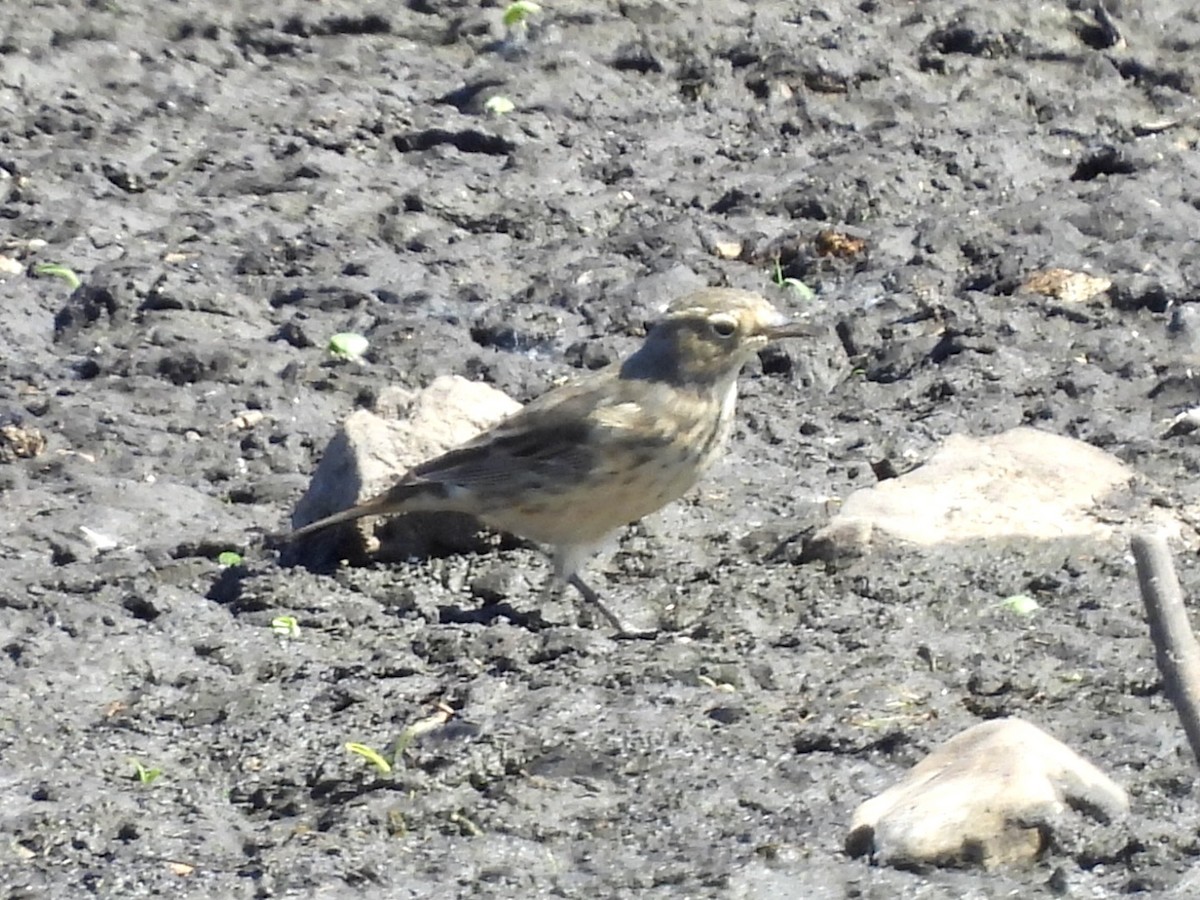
[402,378,611,493]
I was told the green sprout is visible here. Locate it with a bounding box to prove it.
[696,674,737,693]
[130,759,163,785]
[217,551,243,567]
[271,615,300,639]
[1000,594,1040,616]
[502,1,541,28]
[484,96,515,116]
[388,704,454,761]
[771,257,815,301]
[449,810,484,837]
[345,742,392,775]
[34,262,82,290]
[328,332,369,362]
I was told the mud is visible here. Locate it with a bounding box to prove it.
[3,0,1200,897]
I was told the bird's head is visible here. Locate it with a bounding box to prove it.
[623,288,814,387]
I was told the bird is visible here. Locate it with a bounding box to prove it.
[287,287,813,634]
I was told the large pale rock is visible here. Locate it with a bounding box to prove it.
[291,375,521,564]
[846,718,1129,869]
[807,427,1151,558]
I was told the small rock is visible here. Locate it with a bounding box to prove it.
[707,705,749,725]
[710,239,744,260]
[469,564,520,603]
[1164,407,1200,438]
[79,526,119,553]
[1019,268,1112,304]
[0,422,47,462]
[806,427,1144,558]
[221,410,266,431]
[846,718,1129,869]
[290,375,521,563]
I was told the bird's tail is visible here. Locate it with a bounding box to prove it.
[287,480,438,542]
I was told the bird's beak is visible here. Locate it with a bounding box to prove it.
[763,321,821,340]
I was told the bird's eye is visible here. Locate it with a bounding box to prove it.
[709,316,737,338]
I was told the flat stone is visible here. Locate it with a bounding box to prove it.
[846,717,1129,869]
[806,427,1155,558]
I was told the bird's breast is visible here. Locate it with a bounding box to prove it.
[475,380,739,547]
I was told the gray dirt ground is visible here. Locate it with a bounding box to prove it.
[3,0,1200,897]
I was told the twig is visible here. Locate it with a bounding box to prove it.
[1132,532,1200,767]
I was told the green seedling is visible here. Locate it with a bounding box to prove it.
[449,810,483,837]
[697,674,737,694]
[34,262,82,290]
[388,704,454,762]
[130,758,163,785]
[217,551,243,567]
[770,257,815,301]
[484,96,515,116]
[345,742,392,775]
[271,615,300,639]
[502,0,541,28]
[1000,593,1039,616]
[328,332,369,362]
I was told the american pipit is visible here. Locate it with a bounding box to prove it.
[288,287,811,633]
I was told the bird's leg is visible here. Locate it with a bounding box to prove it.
[566,572,626,633]
[547,545,655,637]
[532,571,601,629]
[567,574,659,639]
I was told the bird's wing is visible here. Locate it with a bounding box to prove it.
[402,368,694,499]
[404,377,617,491]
